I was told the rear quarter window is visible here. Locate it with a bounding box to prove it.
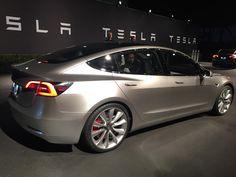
[87,55,118,72]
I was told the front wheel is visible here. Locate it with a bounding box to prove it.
[81,103,130,153]
[211,85,233,115]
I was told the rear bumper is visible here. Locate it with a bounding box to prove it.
[8,97,87,144]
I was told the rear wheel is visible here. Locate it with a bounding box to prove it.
[81,103,130,153]
[211,85,233,115]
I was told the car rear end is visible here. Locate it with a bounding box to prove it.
[212,49,236,68]
[8,58,88,144]
[8,45,102,144]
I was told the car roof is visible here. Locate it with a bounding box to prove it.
[71,42,147,50]
[71,42,189,56]
[38,42,191,64]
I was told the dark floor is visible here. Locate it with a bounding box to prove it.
[0,63,236,177]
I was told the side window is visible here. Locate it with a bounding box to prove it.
[87,54,118,72]
[163,50,198,76]
[115,50,163,75]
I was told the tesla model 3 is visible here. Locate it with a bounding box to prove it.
[8,43,234,152]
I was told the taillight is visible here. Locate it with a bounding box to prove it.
[212,54,219,59]
[25,81,40,89]
[37,82,58,97]
[229,54,236,60]
[25,81,72,97]
[54,82,73,95]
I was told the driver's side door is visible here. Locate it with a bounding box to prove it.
[158,49,215,114]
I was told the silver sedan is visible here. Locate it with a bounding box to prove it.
[8,43,234,152]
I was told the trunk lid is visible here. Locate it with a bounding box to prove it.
[10,59,61,107]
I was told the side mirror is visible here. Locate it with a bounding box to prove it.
[195,63,212,78]
[209,70,213,77]
[200,67,212,77]
[203,70,212,77]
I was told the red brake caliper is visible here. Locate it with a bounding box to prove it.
[93,119,102,131]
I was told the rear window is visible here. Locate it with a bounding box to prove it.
[37,43,121,64]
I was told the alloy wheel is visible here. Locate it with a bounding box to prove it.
[91,107,128,150]
[217,87,233,114]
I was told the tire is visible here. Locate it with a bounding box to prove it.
[80,103,130,153]
[211,85,233,116]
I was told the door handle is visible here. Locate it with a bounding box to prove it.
[125,83,137,86]
[175,81,184,84]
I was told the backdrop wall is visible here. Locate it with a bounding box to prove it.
[0,0,199,58]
